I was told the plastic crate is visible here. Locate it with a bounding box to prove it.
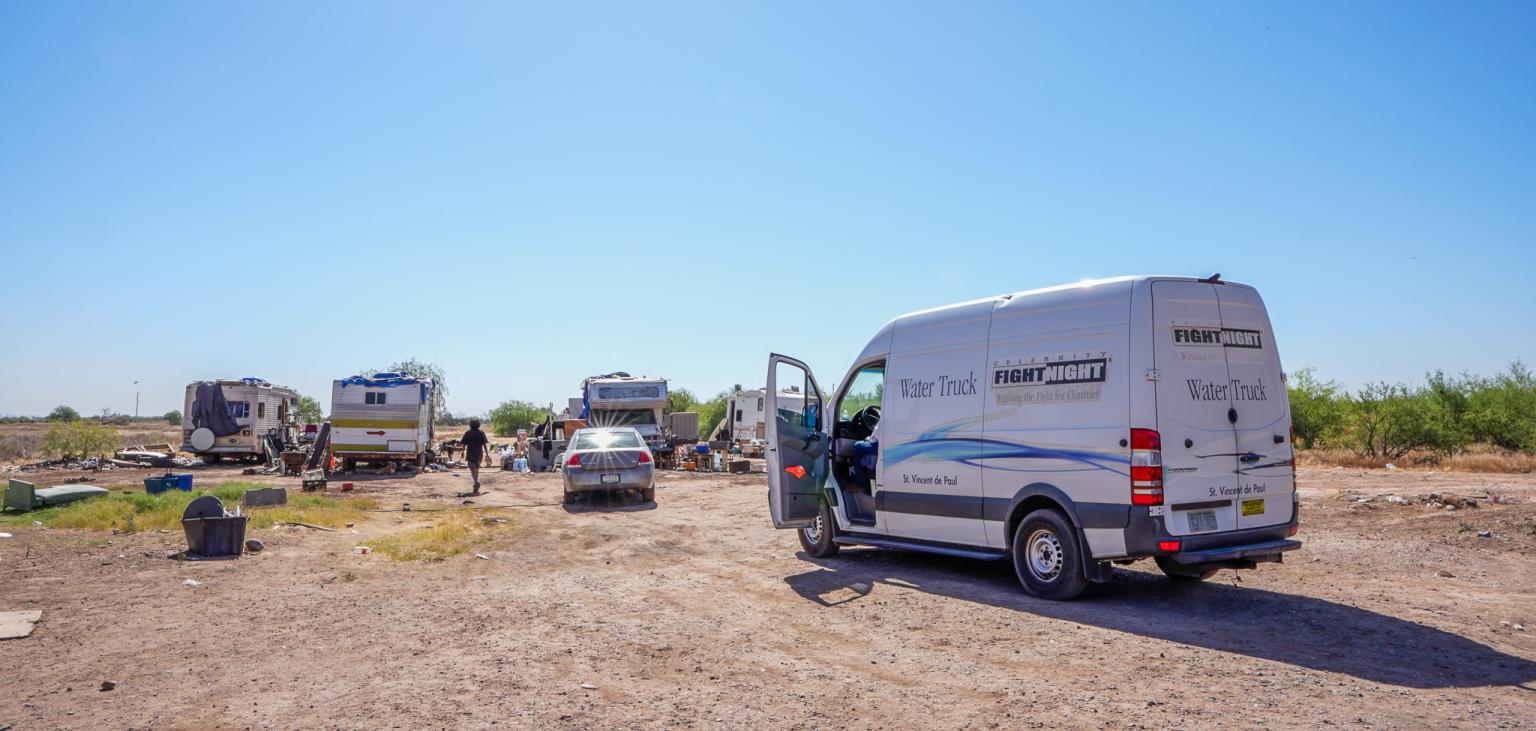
[144,473,194,495]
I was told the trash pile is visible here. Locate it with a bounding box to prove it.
[3,457,114,474]
[1345,491,1484,510]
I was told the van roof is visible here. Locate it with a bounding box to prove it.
[851,275,1254,363]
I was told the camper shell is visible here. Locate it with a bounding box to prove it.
[766,275,1300,600]
[580,373,669,452]
[329,372,437,469]
[181,379,300,462]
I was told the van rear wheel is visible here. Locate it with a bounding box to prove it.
[1012,509,1088,600]
[797,503,840,558]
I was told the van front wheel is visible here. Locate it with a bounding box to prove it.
[797,503,840,558]
[1012,509,1089,600]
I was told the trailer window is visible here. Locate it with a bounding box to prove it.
[227,401,250,419]
[257,402,266,419]
[366,392,387,405]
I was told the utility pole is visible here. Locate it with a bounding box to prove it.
[133,380,140,419]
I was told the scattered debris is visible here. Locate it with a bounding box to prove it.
[183,578,202,587]
[0,610,43,640]
[354,546,372,554]
[100,680,117,692]
[580,682,597,690]
[1384,463,1397,470]
[475,553,490,560]
[245,539,265,552]
[1436,569,1455,578]
[286,522,335,532]
[1384,495,1409,505]
[0,532,11,539]
[1477,530,1493,538]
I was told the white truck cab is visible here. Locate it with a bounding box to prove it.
[766,275,1300,600]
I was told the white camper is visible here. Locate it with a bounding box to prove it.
[580,374,668,451]
[329,372,437,469]
[726,388,806,441]
[766,275,1299,600]
[181,379,300,462]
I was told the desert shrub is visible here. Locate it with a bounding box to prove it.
[1348,382,1464,459]
[1287,368,1347,448]
[163,410,182,425]
[40,421,119,460]
[1464,361,1536,452]
[296,396,324,424]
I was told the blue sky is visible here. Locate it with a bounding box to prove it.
[1,1,1532,417]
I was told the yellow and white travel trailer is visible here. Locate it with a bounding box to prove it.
[329,372,436,469]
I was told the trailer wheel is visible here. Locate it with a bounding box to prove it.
[1155,556,1219,582]
[342,458,357,472]
[1011,509,1089,600]
[797,502,840,558]
[205,454,223,465]
[416,452,427,468]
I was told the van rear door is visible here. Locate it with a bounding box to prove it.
[1214,286,1295,529]
[1152,280,1241,536]
[766,354,829,529]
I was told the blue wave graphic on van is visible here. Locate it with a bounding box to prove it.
[883,436,1129,477]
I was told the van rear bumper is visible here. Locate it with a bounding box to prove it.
[1120,504,1299,560]
[1173,538,1299,564]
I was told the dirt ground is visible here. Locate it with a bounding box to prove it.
[2,464,1535,730]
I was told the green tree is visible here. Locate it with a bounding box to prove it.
[163,410,182,425]
[364,359,448,415]
[1286,367,1345,449]
[47,405,79,422]
[295,396,324,424]
[488,400,550,437]
[666,388,700,414]
[42,421,119,460]
[1349,382,1460,459]
[1464,361,1536,452]
[696,391,731,441]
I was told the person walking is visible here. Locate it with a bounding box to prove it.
[461,419,490,494]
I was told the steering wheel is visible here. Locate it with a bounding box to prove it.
[853,404,882,434]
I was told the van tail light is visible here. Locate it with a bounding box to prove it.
[1130,428,1163,506]
[566,453,581,467]
[637,451,653,464]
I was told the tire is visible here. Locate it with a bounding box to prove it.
[562,490,577,505]
[205,454,223,465]
[797,502,840,558]
[1011,509,1089,600]
[641,488,656,503]
[416,453,427,468]
[1155,556,1219,582]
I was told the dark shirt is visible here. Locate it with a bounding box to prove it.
[462,428,489,462]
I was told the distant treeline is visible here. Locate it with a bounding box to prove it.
[1288,362,1536,459]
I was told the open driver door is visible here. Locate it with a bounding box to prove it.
[766,354,829,529]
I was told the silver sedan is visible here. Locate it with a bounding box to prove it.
[562,427,656,503]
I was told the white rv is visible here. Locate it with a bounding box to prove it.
[580,374,668,451]
[181,379,300,463]
[727,388,807,441]
[766,275,1299,600]
[329,372,437,469]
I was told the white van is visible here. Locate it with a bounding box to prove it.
[766,275,1300,600]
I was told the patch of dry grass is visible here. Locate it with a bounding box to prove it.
[1298,447,1536,473]
[0,482,377,532]
[372,511,519,561]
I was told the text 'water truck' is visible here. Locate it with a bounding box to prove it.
[579,373,668,452]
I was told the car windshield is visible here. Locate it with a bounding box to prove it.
[572,429,643,450]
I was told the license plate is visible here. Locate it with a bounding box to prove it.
[1188,510,1218,532]
[1241,498,1265,517]
[600,473,620,484]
